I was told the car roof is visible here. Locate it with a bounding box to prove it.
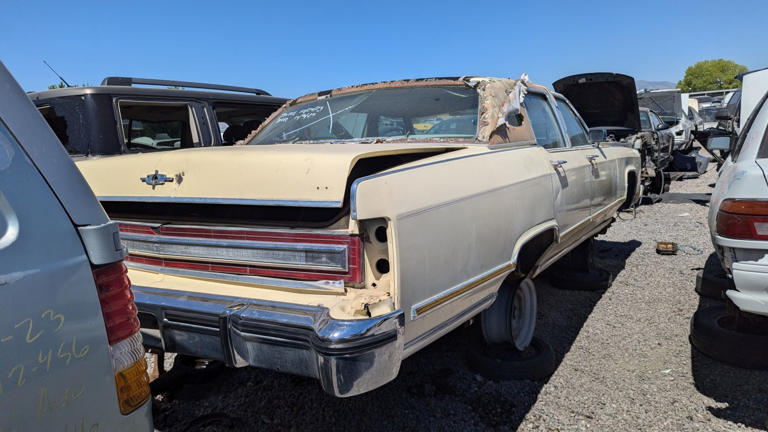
[28,85,287,105]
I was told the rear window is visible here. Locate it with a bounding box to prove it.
[250,86,478,144]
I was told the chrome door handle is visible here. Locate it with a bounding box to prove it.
[550,159,568,167]
[586,154,600,162]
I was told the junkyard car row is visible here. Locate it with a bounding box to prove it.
[1,60,767,430]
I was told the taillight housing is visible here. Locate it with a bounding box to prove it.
[119,223,363,285]
[92,261,150,415]
[716,199,768,240]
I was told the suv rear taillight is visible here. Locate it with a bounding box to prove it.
[92,261,150,415]
[716,199,768,240]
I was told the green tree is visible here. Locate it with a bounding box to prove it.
[677,59,748,92]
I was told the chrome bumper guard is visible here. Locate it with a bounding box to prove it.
[134,286,404,397]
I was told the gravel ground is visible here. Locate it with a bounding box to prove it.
[148,161,768,432]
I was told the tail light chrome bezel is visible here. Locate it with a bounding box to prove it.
[119,222,364,284]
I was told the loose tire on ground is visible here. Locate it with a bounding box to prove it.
[467,336,556,381]
[689,305,768,370]
[694,269,732,300]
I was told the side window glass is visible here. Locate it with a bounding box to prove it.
[555,99,589,147]
[650,112,662,129]
[639,111,651,130]
[118,100,199,152]
[759,124,768,159]
[522,93,564,149]
[213,102,280,144]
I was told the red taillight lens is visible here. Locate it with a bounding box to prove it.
[716,200,768,240]
[120,223,364,284]
[93,262,140,344]
[92,260,149,414]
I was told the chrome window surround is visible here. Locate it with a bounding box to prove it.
[122,232,349,271]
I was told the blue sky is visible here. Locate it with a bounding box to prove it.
[1,0,765,97]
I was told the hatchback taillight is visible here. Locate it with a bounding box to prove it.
[92,261,150,415]
[716,199,768,240]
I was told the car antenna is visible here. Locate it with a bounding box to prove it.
[43,60,72,88]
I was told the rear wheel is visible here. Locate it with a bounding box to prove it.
[480,279,537,350]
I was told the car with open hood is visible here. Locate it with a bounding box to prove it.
[554,72,672,193]
[74,76,640,396]
[637,88,694,151]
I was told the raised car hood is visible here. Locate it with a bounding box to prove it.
[637,89,683,117]
[76,143,463,206]
[553,73,640,132]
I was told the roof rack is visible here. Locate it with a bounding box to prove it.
[100,77,271,96]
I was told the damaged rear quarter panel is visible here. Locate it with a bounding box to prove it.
[352,145,556,344]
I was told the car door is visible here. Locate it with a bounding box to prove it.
[523,91,591,235]
[554,96,620,219]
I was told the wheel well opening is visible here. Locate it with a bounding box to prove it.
[513,229,556,278]
[622,171,637,209]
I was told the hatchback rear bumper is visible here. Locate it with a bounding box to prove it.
[726,261,768,317]
[134,285,404,397]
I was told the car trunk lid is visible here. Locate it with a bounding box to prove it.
[76,143,464,207]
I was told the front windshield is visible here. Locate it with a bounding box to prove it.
[250,86,478,144]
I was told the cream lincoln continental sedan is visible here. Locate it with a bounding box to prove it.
[75,76,641,396]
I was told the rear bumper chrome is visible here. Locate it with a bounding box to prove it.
[134,285,404,397]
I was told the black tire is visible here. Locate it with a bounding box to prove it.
[694,269,732,300]
[467,336,556,381]
[547,267,614,291]
[689,305,768,369]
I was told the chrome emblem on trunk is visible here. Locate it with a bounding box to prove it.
[140,170,173,189]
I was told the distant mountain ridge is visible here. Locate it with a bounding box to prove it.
[636,80,676,91]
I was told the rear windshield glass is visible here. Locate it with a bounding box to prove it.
[250,86,478,144]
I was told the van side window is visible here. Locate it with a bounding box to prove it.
[118,101,199,152]
[523,93,564,149]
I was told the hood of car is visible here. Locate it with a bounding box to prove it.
[637,89,684,119]
[75,143,464,206]
[553,73,640,132]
